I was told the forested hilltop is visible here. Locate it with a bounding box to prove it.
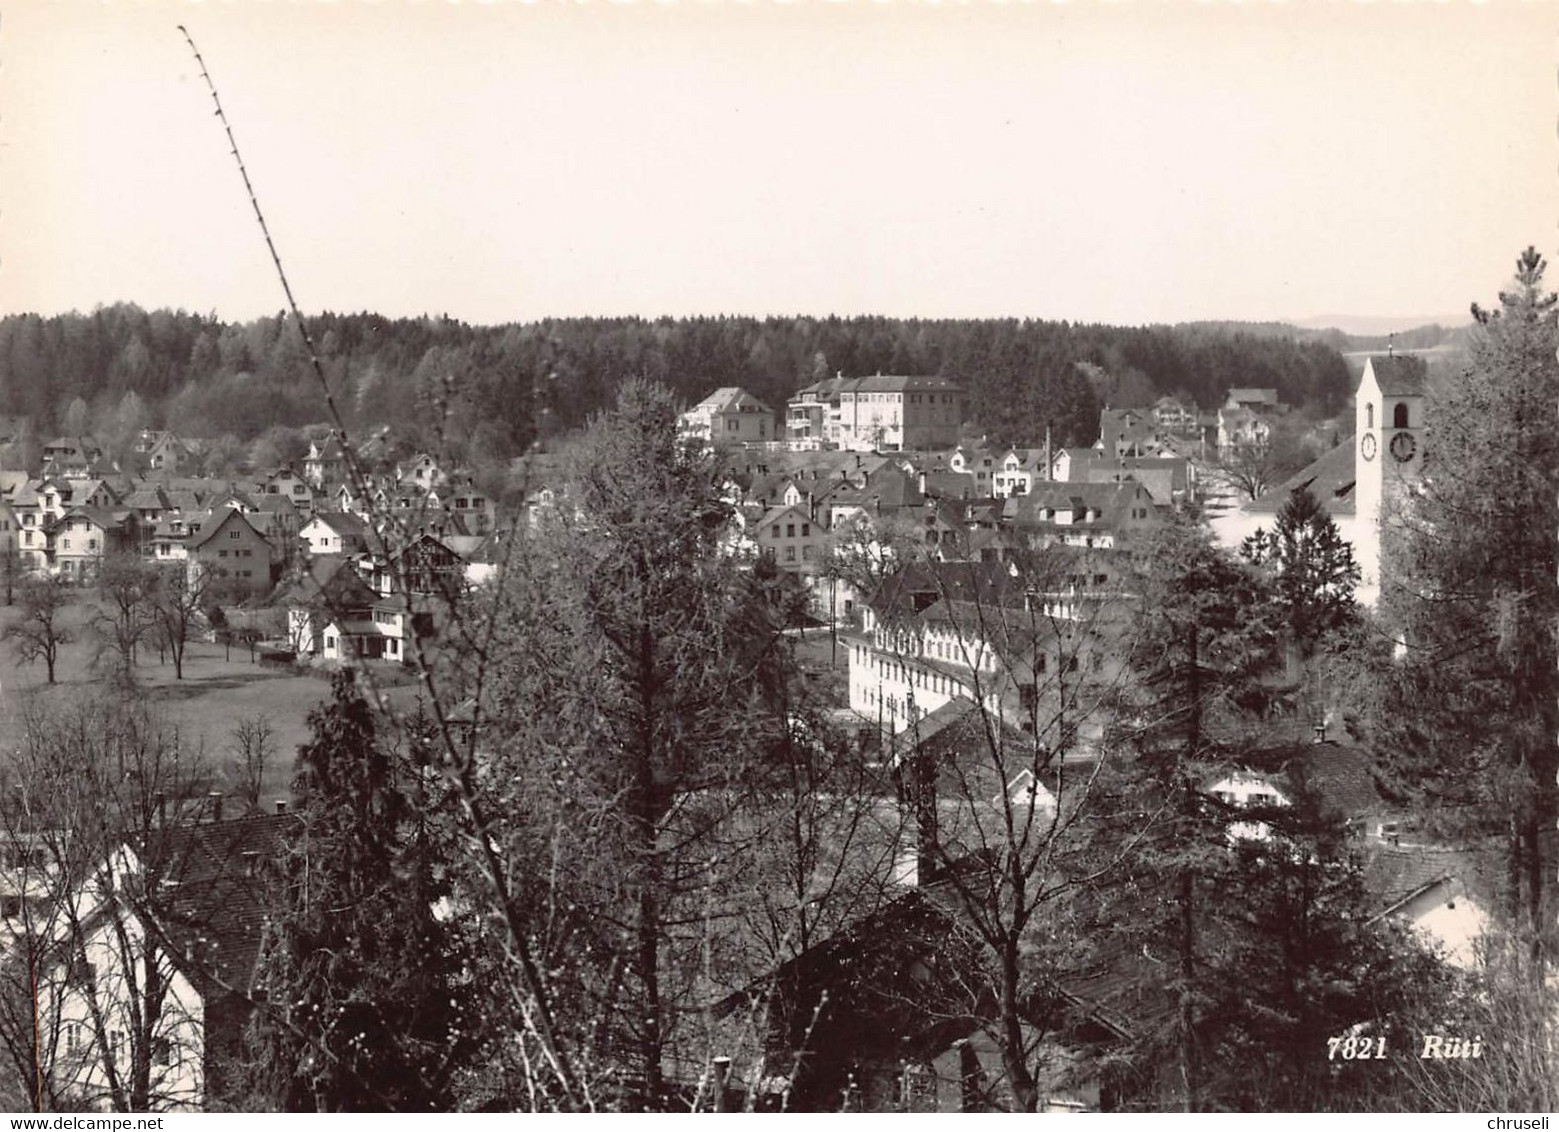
[0,306,1366,460]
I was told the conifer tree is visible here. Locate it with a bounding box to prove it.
[1088,520,1281,1110]
[1088,522,1436,1110]
[247,672,468,1111]
[1379,247,1559,972]
[1241,484,1360,652]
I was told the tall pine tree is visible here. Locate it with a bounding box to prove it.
[1241,484,1361,653]
[1379,247,1559,973]
[246,673,469,1111]
[1087,520,1281,1110]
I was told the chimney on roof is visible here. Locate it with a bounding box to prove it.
[208,791,223,823]
[711,1057,731,1113]
[1044,422,1053,483]
[275,799,288,815]
[242,850,261,878]
[1313,723,1327,744]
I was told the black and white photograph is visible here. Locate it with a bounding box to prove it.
[0,0,1555,1115]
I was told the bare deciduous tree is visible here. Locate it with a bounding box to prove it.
[3,577,73,685]
[227,716,274,818]
[0,695,215,1111]
[89,555,157,688]
[150,567,208,681]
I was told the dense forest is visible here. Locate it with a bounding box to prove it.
[0,305,1365,462]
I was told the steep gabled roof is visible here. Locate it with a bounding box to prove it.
[757,502,813,529]
[271,554,378,609]
[1363,843,1499,922]
[306,510,372,540]
[870,467,928,509]
[56,506,133,532]
[1231,739,1385,821]
[153,813,303,998]
[1247,440,1356,517]
[123,483,173,511]
[186,507,269,551]
[249,492,301,518]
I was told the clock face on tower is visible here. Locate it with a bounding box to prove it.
[1360,433,1377,462]
[1389,431,1417,463]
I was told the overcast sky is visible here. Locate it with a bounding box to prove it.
[3,1,1553,329]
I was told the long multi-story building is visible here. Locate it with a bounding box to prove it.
[787,374,965,452]
[847,559,1127,746]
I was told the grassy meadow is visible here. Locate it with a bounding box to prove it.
[0,597,330,806]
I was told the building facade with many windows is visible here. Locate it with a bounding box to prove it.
[784,375,966,452]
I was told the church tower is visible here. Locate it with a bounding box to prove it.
[1353,352,1427,607]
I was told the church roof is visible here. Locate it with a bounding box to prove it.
[1248,440,1356,517]
[1366,355,1428,397]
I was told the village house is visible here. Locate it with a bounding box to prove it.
[754,502,825,574]
[439,474,497,535]
[1216,405,1274,454]
[442,531,506,589]
[1215,388,1285,457]
[184,508,275,595]
[374,532,468,598]
[50,508,138,581]
[1225,387,1281,412]
[278,554,385,660]
[397,452,446,492]
[1003,481,1160,552]
[303,433,347,488]
[1049,447,1098,483]
[257,465,317,513]
[991,448,1052,499]
[1364,845,1496,970]
[123,482,175,532]
[300,510,375,557]
[33,858,207,1111]
[32,812,302,1111]
[679,387,775,446]
[136,431,198,476]
[1095,408,1157,458]
[41,436,107,479]
[945,445,998,490]
[1083,455,1193,506]
[1151,396,1199,436]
